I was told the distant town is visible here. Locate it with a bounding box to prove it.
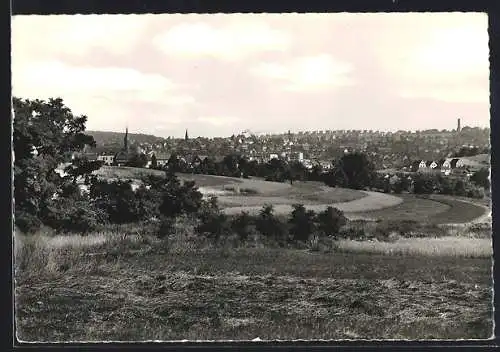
[78,118,489,176]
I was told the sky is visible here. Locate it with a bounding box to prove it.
[12,13,490,138]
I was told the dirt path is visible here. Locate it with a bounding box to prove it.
[222,191,403,216]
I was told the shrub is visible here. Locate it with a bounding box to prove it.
[41,198,107,234]
[156,217,176,239]
[15,210,43,234]
[315,206,347,239]
[90,179,159,224]
[288,204,316,242]
[230,211,254,241]
[255,205,289,246]
[466,186,485,199]
[196,209,231,242]
[374,220,419,239]
[413,174,437,194]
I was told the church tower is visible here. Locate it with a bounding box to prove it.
[185,129,189,141]
[124,127,129,151]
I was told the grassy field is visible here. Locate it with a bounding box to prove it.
[350,194,488,224]
[93,166,166,181]
[15,232,493,341]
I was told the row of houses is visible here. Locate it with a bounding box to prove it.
[403,156,487,176]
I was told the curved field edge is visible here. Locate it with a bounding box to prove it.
[15,243,493,341]
[349,194,488,225]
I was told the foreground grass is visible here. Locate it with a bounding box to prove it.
[14,232,493,342]
[336,237,492,258]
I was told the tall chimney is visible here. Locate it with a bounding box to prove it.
[457,118,461,133]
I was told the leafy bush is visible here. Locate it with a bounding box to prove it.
[154,174,204,218]
[195,205,231,242]
[15,210,43,234]
[288,204,316,242]
[470,168,490,189]
[315,206,347,239]
[230,211,255,241]
[90,179,159,224]
[255,205,289,246]
[374,220,419,238]
[466,186,485,199]
[413,174,437,194]
[41,198,107,234]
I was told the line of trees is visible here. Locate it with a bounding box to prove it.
[156,151,377,190]
[194,202,347,247]
[159,149,488,198]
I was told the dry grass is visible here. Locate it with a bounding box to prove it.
[336,237,493,258]
[14,228,493,342]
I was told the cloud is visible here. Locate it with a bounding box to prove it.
[12,60,175,97]
[251,54,354,92]
[12,60,197,133]
[377,14,489,104]
[408,25,488,76]
[12,15,151,59]
[152,20,291,60]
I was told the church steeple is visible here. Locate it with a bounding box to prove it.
[124,127,129,151]
[185,128,189,141]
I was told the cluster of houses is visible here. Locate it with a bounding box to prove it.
[400,155,488,177]
[74,127,488,181]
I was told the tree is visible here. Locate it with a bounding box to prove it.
[201,157,217,175]
[453,178,467,196]
[288,204,316,242]
[412,174,437,194]
[255,204,288,245]
[231,211,254,241]
[167,153,181,172]
[13,97,97,233]
[289,161,307,183]
[222,154,240,177]
[64,157,104,184]
[315,206,347,239]
[330,152,376,190]
[126,152,148,168]
[470,168,490,189]
[150,154,158,169]
[309,164,324,182]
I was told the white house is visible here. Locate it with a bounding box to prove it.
[97,154,114,166]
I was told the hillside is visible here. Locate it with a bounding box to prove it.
[86,130,166,146]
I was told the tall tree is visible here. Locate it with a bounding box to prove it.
[150,154,158,169]
[13,97,97,233]
[330,152,376,190]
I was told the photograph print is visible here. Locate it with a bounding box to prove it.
[12,12,493,342]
